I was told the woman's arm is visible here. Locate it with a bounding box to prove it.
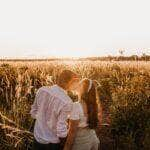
[63,119,79,150]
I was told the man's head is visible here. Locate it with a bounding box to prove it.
[57,70,80,91]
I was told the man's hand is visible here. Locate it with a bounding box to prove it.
[59,137,67,149]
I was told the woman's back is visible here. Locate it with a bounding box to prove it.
[69,101,100,150]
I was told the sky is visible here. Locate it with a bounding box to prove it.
[0,0,150,58]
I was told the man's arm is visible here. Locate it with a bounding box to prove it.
[56,102,72,138]
[63,102,80,150]
[55,101,72,149]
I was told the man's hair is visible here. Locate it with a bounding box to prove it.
[57,70,78,88]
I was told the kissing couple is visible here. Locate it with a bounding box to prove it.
[30,70,100,150]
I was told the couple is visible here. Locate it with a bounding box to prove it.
[30,70,100,150]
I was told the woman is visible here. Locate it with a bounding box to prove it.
[64,78,100,150]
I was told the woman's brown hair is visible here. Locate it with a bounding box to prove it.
[80,78,99,129]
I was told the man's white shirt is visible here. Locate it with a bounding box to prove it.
[30,85,73,144]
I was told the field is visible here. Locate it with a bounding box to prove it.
[0,60,150,150]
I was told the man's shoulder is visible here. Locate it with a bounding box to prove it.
[56,91,73,104]
[37,85,73,104]
[51,85,73,104]
[37,86,50,93]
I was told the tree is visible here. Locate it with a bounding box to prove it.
[119,49,125,56]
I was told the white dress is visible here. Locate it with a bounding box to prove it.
[69,101,100,150]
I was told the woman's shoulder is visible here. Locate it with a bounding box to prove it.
[73,101,82,108]
[72,101,83,112]
[69,101,82,120]
[74,101,80,105]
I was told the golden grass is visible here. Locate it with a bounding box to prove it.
[0,60,149,150]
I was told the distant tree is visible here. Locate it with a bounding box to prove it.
[131,55,138,61]
[141,53,150,61]
[119,49,125,56]
[107,55,113,61]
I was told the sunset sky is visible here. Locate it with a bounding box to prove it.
[0,0,150,58]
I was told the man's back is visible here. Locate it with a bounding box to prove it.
[30,85,73,144]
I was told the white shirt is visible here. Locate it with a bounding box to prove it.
[69,101,89,128]
[30,85,73,144]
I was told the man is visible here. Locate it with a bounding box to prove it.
[30,70,80,150]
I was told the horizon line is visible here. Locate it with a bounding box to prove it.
[0,54,149,60]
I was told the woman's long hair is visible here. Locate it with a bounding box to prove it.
[80,78,99,129]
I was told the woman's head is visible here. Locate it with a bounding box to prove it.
[57,70,80,91]
[77,78,99,129]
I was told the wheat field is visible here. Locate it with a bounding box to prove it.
[0,60,150,150]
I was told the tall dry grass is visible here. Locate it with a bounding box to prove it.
[0,60,149,150]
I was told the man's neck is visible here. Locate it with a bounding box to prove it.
[57,83,67,91]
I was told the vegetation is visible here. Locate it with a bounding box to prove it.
[0,60,149,150]
[0,53,150,62]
